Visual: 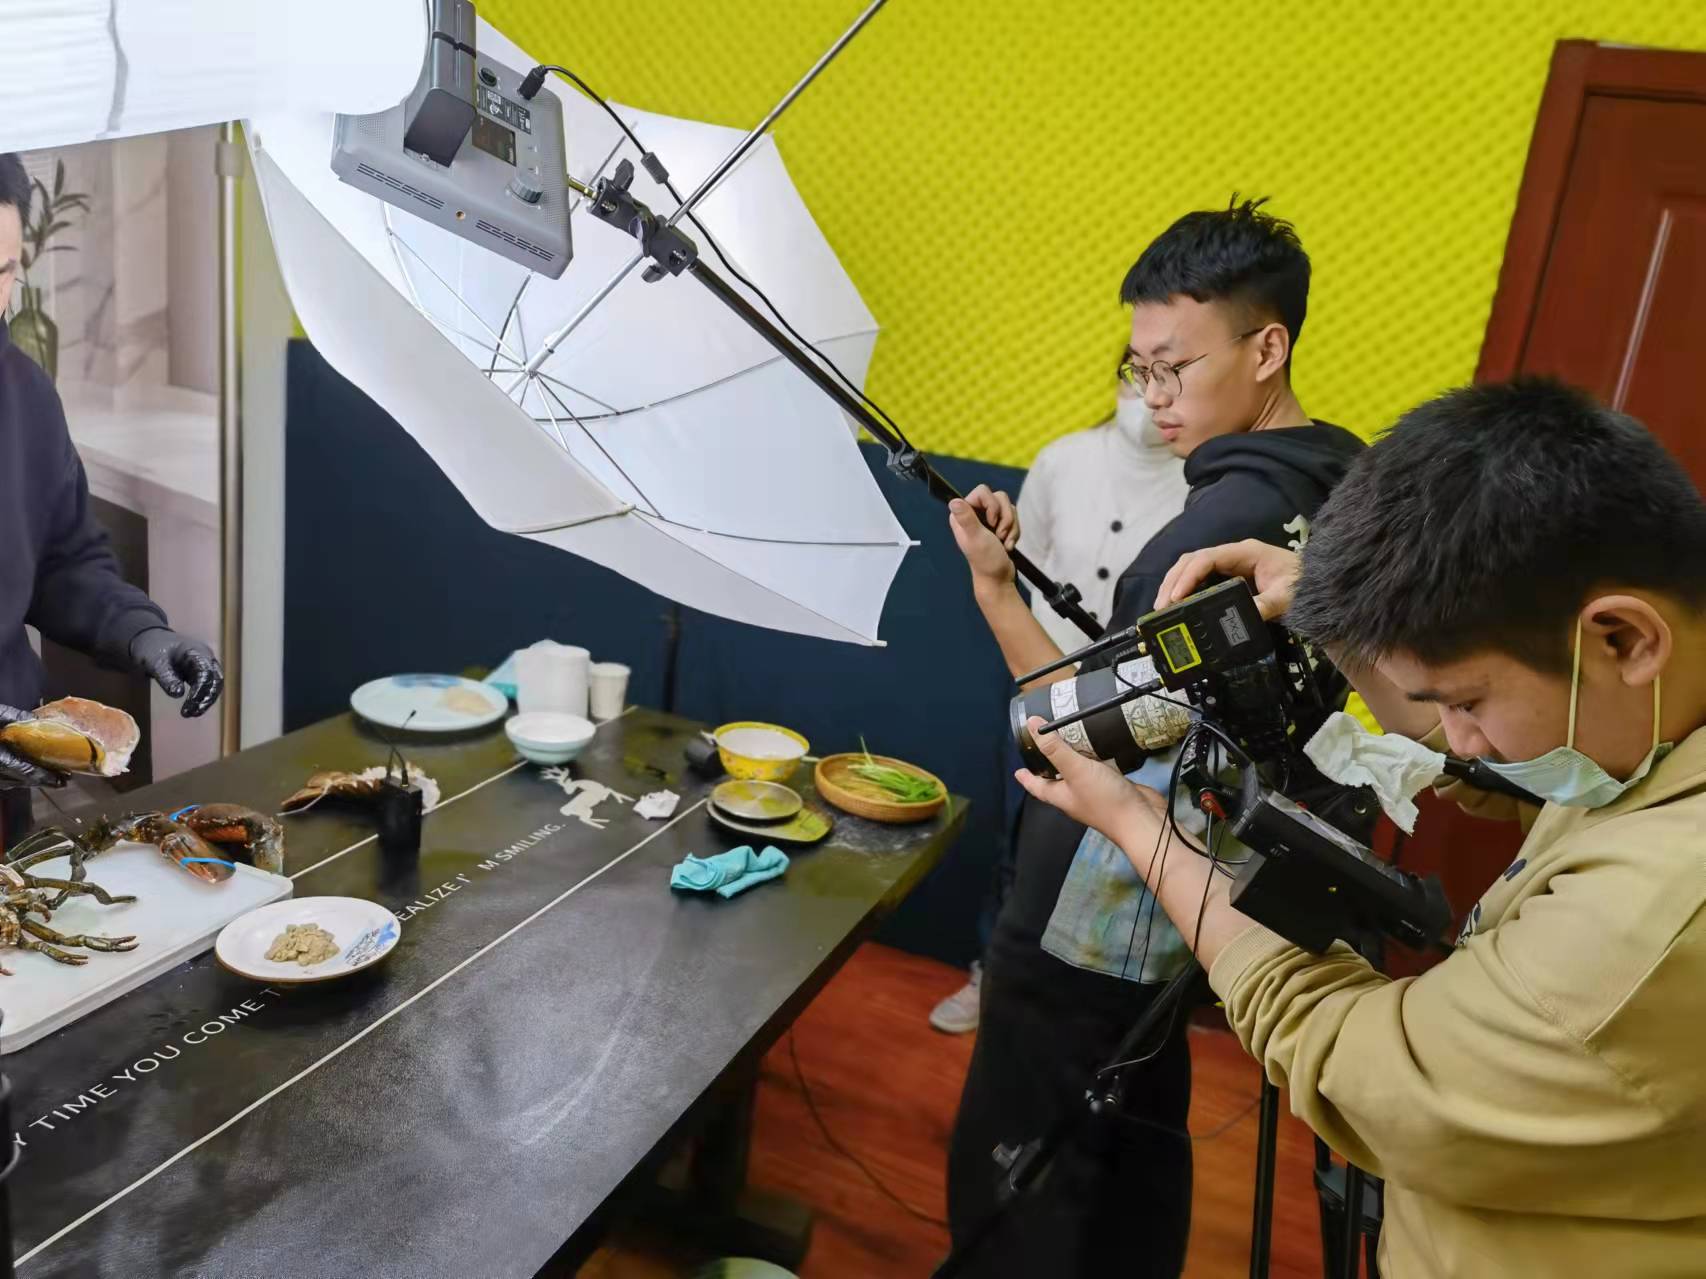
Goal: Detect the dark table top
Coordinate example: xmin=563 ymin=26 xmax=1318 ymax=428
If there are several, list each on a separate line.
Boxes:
xmin=5 ymin=708 xmax=963 ymax=1278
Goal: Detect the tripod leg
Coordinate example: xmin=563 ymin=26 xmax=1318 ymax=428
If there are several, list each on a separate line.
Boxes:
xmin=1249 ymin=1079 xmax=1280 ymax=1279
xmin=934 ymin=966 xmax=1199 ymax=1279
xmin=1340 ymin=1164 xmax=1366 ymax=1279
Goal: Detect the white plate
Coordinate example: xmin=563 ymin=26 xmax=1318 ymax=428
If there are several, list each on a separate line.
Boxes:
xmin=216 ymin=896 xmax=400 ymax=984
xmin=350 ymin=674 xmax=509 ymax=732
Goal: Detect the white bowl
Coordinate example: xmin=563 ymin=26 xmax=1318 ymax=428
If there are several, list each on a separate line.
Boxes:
xmin=505 ymin=711 xmax=596 ymax=764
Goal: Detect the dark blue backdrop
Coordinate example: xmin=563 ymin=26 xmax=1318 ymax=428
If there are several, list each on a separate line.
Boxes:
xmin=283 ymin=341 xmax=1034 ymax=966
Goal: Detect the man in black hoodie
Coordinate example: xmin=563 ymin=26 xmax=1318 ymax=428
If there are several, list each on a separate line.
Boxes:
xmin=943 ymin=198 xmax=1364 ymax=1276
xmin=0 ymin=153 xmax=223 ymax=848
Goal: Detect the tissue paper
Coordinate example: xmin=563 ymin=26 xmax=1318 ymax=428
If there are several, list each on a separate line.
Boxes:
xmin=636 ymin=790 xmax=681 ymax=821
xmin=1304 ymin=712 xmax=1446 ymax=833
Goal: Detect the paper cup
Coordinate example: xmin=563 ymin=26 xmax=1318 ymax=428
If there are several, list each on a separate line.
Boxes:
xmin=516 ymin=642 xmax=590 ymax=717
xmin=588 ymin=661 xmax=631 ymax=720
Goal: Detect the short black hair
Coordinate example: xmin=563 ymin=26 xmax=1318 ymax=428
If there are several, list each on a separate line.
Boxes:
xmin=1120 ymin=196 xmax=1310 ymax=355
xmin=1290 ymin=378 xmax=1706 ymax=672
xmin=0 ymin=154 xmax=29 ymax=223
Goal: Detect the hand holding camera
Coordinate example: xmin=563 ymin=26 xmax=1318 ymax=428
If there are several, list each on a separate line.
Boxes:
xmin=1156 ymin=539 xmax=1301 ymax=618
xmin=1013 ymin=713 xmax=1168 ymax=851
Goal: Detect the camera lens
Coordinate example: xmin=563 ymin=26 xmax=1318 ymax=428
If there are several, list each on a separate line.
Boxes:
xmin=1010 ymin=655 xmax=1191 ymax=777
xmin=479 ymin=67 xmax=498 ymax=87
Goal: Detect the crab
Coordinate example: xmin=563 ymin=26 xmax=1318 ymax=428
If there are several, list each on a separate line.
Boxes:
xmin=0 ymin=864 xmax=136 ymax=973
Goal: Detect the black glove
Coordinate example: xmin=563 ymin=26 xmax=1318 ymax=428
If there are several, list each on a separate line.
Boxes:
xmin=129 ymin=629 xmax=224 ymax=719
xmin=0 ymin=704 xmax=67 ymax=790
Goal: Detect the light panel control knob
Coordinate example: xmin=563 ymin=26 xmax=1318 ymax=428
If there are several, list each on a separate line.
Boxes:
xmin=508 ymin=172 xmax=544 ymax=205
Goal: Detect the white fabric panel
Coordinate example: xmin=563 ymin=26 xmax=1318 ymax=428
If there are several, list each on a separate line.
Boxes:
xmin=0 ymin=0 xmax=426 ymax=151
xmin=474 ymin=23 xmax=877 ymax=408
xmin=250 ymin=147 xmax=627 ymax=534
xmin=559 ymin=336 xmax=896 ymax=543
xmin=536 ymin=516 xmax=906 ymax=648
xmin=246 ymin=16 xmax=909 ymax=645
xmin=2 ymin=1 xmax=114 ymax=152
xmin=249 ymin=107 xmax=537 ymax=378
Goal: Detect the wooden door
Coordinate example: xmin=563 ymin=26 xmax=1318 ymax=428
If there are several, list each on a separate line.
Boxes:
xmin=1403 ymin=41 xmax=1706 ymax=931
xmin=1480 ymin=40 xmax=1706 ymax=459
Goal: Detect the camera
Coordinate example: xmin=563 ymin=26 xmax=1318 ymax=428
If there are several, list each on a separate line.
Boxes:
xmin=1011 ymin=578 xmax=1336 ymax=778
xmin=1009 ymin=579 xmax=1453 ymax=955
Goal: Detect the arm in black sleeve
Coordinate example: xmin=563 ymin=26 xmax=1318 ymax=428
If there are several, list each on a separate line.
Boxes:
xmin=26 ymin=420 xmax=168 ymax=670
xmin=1104 ymin=472 xmax=1302 ymax=633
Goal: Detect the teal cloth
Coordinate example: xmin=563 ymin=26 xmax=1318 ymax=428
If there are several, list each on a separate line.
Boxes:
xmin=671 ymin=845 xmax=789 ymax=899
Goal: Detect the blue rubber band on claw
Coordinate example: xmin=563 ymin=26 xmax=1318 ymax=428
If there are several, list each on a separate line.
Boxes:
xmin=168 ymin=805 xmax=199 ymax=821
xmin=179 ymin=857 xmax=237 ymax=869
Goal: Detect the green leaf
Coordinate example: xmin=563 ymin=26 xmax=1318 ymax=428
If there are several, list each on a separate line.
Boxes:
xmin=53 ymin=161 xmax=64 ymax=198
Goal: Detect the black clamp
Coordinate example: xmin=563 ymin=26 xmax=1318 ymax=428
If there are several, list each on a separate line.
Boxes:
xmin=885 ymin=446 xmax=930 ymax=484
xmin=583 ymin=159 xmax=700 ymax=283
xmin=1046 ymin=581 xmax=1084 ymax=612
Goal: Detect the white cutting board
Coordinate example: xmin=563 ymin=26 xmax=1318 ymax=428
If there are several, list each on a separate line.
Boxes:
xmin=0 ymin=842 xmax=293 ymax=1054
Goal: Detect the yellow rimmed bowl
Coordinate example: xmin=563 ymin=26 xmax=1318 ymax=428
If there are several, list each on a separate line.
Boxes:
xmin=712 ymin=721 xmax=810 ymax=782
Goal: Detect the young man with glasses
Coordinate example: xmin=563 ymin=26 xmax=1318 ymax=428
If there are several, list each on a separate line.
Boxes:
xmin=943 ymin=198 xmax=1364 ymax=1276
xmin=1022 ymin=380 xmax=1706 ymax=1277
xmin=929 ymin=358 xmax=1189 ymax=1036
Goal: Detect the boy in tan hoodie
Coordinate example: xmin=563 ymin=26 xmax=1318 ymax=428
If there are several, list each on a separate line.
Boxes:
xmin=1016 ymin=379 xmax=1706 ymax=1277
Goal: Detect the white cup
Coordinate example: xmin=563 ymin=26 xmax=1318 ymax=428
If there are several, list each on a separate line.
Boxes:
xmin=588 ymin=661 xmax=631 ymax=721
xmin=515 ymin=642 xmax=590 ymax=717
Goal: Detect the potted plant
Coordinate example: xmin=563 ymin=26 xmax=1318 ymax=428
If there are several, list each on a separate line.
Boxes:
xmin=8 ymin=158 xmax=90 ymax=381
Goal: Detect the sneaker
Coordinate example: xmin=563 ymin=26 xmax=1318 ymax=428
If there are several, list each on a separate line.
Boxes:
xmin=929 ymin=961 xmax=982 ymax=1034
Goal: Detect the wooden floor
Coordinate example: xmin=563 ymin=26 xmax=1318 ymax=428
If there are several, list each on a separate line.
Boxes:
xmin=584 ymin=943 xmax=1327 ymax=1279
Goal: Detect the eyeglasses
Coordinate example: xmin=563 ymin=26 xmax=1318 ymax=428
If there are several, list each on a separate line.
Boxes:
xmin=1118 ymin=327 xmax=1264 ymax=399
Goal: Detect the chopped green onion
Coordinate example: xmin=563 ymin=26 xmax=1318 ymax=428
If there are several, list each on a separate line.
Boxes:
xmin=848 ymin=738 xmax=941 ymax=802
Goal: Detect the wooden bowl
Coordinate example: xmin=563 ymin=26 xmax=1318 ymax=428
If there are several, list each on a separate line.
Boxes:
xmin=814 ymin=753 xmax=948 ymax=824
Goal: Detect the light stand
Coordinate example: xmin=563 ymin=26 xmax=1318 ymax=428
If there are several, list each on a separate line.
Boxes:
xmin=932 ymin=963 xmax=1200 ymax=1278
xmin=566 ymin=161 xmax=1106 ymax=645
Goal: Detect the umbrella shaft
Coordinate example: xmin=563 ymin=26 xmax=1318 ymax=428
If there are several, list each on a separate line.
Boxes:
xmin=516 ymin=0 xmax=891 ymax=390
xmin=687 ymin=260 xmax=1104 ymax=642
xmin=665 ymin=0 xmax=893 ymax=233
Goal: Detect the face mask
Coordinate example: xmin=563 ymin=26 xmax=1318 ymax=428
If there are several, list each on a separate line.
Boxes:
xmin=1479 ymin=619 xmax=1671 ymax=808
xmin=1113 ymin=395 xmax=1165 ymax=448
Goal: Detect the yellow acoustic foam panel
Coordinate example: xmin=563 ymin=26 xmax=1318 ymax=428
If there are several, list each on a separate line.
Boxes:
xmin=484 ymin=0 xmax=1706 ymax=464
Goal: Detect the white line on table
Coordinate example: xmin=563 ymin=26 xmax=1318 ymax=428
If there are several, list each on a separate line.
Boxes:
xmin=287 ymin=707 xmax=635 ymax=881
xmin=286 ymin=762 xmax=523 ymax=881
xmin=17 ymin=794 xmax=711 ymax=1269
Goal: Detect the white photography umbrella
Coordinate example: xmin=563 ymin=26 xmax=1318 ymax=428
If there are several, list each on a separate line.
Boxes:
xmin=248 ymin=20 xmax=913 ymax=646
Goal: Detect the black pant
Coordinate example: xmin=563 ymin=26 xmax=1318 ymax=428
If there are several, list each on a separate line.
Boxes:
xmin=0 ymin=788 xmax=29 ymax=852
xmin=947 ymin=797 xmax=1193 ymax=1278
xmin=974 ymin=736 xmax=1028 ymax=952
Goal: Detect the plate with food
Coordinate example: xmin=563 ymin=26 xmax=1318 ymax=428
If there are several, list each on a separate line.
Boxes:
xmin=814 ymin=748 xmax=948 ymax=824
xmin=350 ymin=674 xmax=508 ymax=732
xmin=215 ymin=896 xmax=401 ymax=984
